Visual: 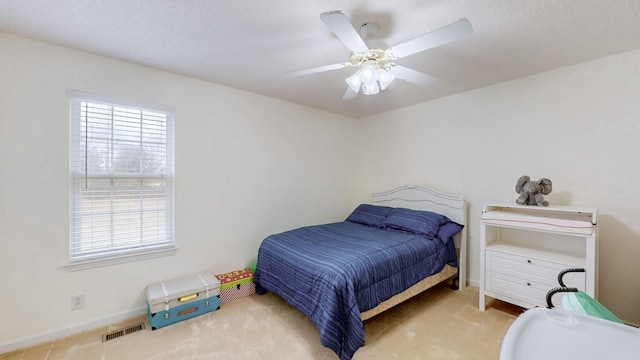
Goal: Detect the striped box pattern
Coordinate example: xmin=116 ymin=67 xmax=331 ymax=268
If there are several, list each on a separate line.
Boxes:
xmin=214 ymin=268 xmax=256 ymax=305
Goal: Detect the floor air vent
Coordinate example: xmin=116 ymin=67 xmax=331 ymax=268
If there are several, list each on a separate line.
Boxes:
xmin=102 ymin=322 xmax=146 ymax=342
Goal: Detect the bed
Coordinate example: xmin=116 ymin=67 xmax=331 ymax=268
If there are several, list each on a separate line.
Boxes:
xmin=254 ymin=185 xmax=467 ymax=360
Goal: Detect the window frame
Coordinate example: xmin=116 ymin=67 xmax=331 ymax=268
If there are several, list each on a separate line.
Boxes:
xmin=65 ymin=90 xmax=176 ymax=271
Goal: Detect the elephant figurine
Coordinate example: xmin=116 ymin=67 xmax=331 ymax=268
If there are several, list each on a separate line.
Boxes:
xmin=515 ymin=175 xmax=552 ymax=206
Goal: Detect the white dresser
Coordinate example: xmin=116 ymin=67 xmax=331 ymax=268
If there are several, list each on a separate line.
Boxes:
xmin=479 ymin=204 xmax=598 ymax=310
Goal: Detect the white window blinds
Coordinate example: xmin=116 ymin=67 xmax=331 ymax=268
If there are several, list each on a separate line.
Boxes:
xmin=69 ymin=91 xmax=175 ymax=263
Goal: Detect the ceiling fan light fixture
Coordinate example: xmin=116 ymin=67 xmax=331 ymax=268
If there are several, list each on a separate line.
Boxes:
xmin=378 ymin=70 xmax=395 ymax=90
xmin=362 ymin=82 xmax=380 ymax=95
xmin=360 ymin=61 xmax=379 ymax=84
xmin=345 ymin=63 xmax=394 ymax=96
xmin=345 ymin=71 xmax=362 ymax=93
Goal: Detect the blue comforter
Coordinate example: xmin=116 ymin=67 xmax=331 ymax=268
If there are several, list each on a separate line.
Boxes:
xmin=254 ymin=221 xmax=457 ymax=359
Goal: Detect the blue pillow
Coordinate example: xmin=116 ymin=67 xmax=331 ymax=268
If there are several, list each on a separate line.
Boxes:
xmin=436 ymin=221 xmax=464 ymax=245
xmin=345 ymin=204 xmax=392 ymax=228
xmin=383 ymin=207 xmax=449 ymax=239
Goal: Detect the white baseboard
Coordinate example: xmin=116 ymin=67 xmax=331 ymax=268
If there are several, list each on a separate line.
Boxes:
xmin=0 ymin=306 xmax=147 ymax=355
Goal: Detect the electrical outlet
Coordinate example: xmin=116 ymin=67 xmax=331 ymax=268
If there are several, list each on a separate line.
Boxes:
xmin=71 ymin=294 xmax=85 ymax=310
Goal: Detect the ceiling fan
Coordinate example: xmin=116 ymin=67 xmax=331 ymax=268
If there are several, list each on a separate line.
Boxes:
xmin=287 ymin=10 xmax=473 ymax=99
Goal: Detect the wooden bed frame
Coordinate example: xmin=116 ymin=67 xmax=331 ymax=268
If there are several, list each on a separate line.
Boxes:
xmin=360 ymin=185 xmax=467 ymax=321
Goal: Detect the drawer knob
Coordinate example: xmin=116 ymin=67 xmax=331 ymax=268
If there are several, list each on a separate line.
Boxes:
xmin=526 ymin=282 xmax=531 ymax=286
xmin=527 ymin=259 xmax=532 ymax=264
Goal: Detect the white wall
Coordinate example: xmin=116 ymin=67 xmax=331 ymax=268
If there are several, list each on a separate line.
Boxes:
xmin=355 ymin=48 xmax=640 ymax=325
xmin=2 ymin=29 xmax=640 ymax=352
xmin=0 ymin=32 xmax=357 ymax=349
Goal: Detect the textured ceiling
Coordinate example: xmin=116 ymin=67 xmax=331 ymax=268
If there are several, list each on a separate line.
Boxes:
xmin=1 ymin=1 xmax=640 ymax=118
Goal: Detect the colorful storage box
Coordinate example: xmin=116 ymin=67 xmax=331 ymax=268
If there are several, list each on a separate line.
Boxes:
xmin=214 ymin=268 xmax=256 ymax=305
xmin=147 ymin=273 xmax=220 ymax=330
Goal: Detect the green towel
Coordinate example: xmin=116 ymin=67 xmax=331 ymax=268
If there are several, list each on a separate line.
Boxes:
xmin=562 ymin=290 xmax=623 ymax=324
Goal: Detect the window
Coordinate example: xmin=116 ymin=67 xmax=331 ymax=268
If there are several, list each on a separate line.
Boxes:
xmin=68 ymin=91 xmax=175 ymax=267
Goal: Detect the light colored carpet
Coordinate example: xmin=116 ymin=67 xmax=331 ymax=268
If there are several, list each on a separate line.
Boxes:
xmin=1 ymin=284 xmax=523 ymax=360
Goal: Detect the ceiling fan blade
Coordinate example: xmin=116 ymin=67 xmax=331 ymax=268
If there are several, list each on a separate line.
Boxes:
xmin=286 ymin=63 xmax=349 ymax=77
xmin=388 ymin=65 xmax=438 ymax=87
xmin=320 ymin=10 xmax=369 ymax=53
xmin=387 ymin=18 xmax=472 ymax=59
xmin=342 ymin=87 xmax=358 ymax=100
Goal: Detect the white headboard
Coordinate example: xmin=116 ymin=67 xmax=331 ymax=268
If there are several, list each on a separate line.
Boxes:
xmin=371 ymin=185 xmax=468 ymax=290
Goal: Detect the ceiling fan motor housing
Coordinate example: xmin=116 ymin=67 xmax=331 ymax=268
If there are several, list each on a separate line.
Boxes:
xmin=359 ymin=22 xmax=379 ymax=40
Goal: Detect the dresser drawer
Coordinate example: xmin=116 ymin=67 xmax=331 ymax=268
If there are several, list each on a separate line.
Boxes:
xmin=486 ymin=249 xmax=585 ymax=290
xmin=485 ymin=270 xmax=550 ymax=307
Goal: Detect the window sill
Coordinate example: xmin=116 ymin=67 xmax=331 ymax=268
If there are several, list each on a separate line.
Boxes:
xmin=62 ymin=247 xmax=179 ymax=272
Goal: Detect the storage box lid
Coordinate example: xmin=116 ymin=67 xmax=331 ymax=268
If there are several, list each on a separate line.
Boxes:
xmin=147 ymin=273 xmax=220 ymax=305
xmin=215 ymin=268 xmax=254 ymax=289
